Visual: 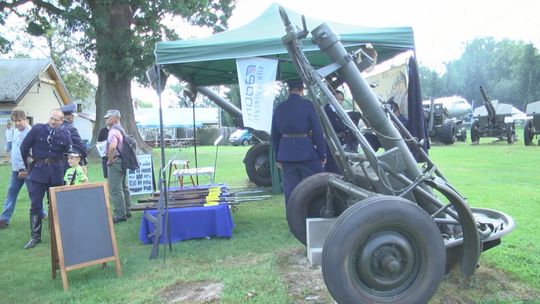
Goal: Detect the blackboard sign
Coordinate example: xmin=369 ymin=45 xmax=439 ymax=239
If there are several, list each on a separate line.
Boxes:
xmin=49 ymin=182 xmax=122 ymax=291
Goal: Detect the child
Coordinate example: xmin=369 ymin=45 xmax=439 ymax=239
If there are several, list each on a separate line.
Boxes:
xmin=64 ymin=150 xmax=89 ymax=185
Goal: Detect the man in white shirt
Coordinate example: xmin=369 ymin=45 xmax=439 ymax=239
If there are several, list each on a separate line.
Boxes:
xmin=0 ymin=111 xmax=32 ymax=228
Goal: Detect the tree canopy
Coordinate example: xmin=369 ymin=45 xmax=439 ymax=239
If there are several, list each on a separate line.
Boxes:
xmin=1 ymin=0 xmax=235 ymax=150
xmin=419 ymin=37 xmax=540 ymax=110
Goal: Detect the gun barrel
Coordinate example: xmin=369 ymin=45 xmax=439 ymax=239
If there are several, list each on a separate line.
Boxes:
xmin=479 ymin=86 xmax=496 ymax=119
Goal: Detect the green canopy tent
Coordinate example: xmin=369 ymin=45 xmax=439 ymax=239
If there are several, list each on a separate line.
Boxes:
xmin=153 ymin=3 xmax=419 ymax=191
xmin=155 ymin=3 xmax=416 ymax=86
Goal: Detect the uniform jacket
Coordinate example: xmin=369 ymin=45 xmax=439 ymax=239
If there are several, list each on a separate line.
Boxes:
xmin=324 ymin=103 xmax=348 ymax=134
xmin=271 ymin=93 xmax=326 ymax=162
xmin=62 ymin=120 xmax=88 ymax=164
xmin=20 ymin=123 xmax=72 ymax=184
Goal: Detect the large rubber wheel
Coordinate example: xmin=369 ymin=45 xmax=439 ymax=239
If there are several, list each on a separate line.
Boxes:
xmin=241 ymin=139 xmax=250 ymax=146
xmin=243 ymin=143 xmax=271 ymax=186
xmin=470 ymin=120 xmax=480 ymax=144
xmin=322 ymin=196 xmax=445 ymax=304
xmin=439 ymin=121 xmax=456 ymax=145
xmin=524 ymin=120 xmax=533 ymax=146
xmin=286 ymin=172 xmax=347 ymax=245
xmin=506 ymin=123 xmax=516 ymax=144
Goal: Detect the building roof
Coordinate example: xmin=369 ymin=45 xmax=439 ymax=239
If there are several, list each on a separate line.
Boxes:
xmin=0 ymin=58 xmax=71 ymax=104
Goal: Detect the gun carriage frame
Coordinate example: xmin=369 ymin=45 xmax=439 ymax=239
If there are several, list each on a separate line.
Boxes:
xmin=279 ymin=7 xmax=514 ymax=303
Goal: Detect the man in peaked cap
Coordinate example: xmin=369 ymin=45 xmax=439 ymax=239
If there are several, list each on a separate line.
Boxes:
xmin=20 ymin=109 xmax=72 ymax=249
xmin=61 ymin=103 xmax=78 ymax=120
xmin=271 ymin=79 xmax=326 ymax=204
xmin=61 ymin=103 xmax=88 ymax=172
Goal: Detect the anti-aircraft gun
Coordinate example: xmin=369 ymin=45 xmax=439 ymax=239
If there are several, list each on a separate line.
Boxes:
xmin=424 ymin=98 xmax=467 ymax=144
xmin=279 ymin=7 xmax=514 ymax=303
xmin=523 ymin=100 xmax=540 ymax=146
xmin=471 ymin=86 xmax=516 ymax=144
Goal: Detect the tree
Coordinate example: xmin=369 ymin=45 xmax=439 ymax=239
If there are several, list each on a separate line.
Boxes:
xmin=1 ymin=0 xmax=235 ymax=151
xmin=419 ymin=37 xmax=540 ymax=109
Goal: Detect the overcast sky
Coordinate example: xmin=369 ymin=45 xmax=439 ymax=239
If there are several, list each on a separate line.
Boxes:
xmin=228 ymin=0 xmax=540 ymax=70
xmin=4 ymin=1 xmax=537 ymax=102
xmin=138 ymin=0 xmax=540 ymax=103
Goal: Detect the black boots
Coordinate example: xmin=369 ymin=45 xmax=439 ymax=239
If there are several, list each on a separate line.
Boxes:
xmin=24 ymin=213 xmax=42 ymax=249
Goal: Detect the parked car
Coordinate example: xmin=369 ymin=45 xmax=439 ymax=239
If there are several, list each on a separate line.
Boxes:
xmin=229 ymin=129 xmax=252 ymax=146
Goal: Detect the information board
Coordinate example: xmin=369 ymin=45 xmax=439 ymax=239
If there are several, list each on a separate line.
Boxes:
xmin=127 ymin=154 xmax=154 ymax=195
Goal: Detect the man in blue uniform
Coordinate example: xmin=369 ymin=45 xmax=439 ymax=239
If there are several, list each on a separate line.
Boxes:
xmin=388 ymin=98 xmax=409 ymax=127
xmin=271 ymin=79 xmax=326 ymax=204
xmin=61 ymin=103 xmax=88 ymax=171
xmin=20 ymin=109 xmax=72 ymax=249
xmin=324 ymin=90 xmax=359 ymax=173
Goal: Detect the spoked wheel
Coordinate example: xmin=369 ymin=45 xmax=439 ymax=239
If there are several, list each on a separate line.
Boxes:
xmin=524 ymin=120 xmax=533 ymax=146
xmin=286 ymin=172 xmax=347 ymax=245
xmin=470 ymin=120 xmax=480 ymax=144
xmin=322 ymin=196 xmax=445 ymax=304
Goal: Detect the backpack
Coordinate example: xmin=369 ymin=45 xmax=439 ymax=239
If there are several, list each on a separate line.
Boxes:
xmin=113 ymin=126 xmax=140 ymax=170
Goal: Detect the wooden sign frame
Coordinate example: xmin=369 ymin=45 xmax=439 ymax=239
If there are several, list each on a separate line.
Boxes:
xmin=49 ymin=182 xmax=122 ymax=291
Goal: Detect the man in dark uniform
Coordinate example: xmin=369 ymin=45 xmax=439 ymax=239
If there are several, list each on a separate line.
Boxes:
xmin=388 ymin=98 xmax=409 ymax=127
xmin=61 ymin=103 xmax=88 ymax=171
xmin=271 ymin=79 xmax=326 ymax=204
xmin=20 ymin=109 xmax=72 ymax=249
xmin=324 ymin=90 xmax=359 ymax=173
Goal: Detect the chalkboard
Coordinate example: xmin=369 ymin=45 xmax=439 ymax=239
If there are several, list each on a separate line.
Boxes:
xmin=50 ymin=182 xmax=121 ymax=290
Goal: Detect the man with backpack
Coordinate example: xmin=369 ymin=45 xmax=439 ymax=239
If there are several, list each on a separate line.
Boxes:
xmin=104 ymin=109 xmax=133 ymax=223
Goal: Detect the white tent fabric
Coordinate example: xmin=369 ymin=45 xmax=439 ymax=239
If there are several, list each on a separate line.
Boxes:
xmin=135 ymin=108 xmax=219 ymax=128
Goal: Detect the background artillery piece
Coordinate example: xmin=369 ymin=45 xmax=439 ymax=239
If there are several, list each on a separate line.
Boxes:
xmin=523 ymin=100 xmax=540 ymax=145
xmin=471 ymin=86 xmax=516 ymax=144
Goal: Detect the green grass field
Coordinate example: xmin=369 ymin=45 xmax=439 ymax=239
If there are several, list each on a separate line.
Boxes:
xmin=0 ymin=141 xmax=538 ymax=303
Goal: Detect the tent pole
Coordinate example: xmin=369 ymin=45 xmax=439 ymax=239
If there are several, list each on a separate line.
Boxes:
xmin=148 ymin=64 xmax=172 ymax=260
xmin=192 ymin=97 xmax=199 ymax=185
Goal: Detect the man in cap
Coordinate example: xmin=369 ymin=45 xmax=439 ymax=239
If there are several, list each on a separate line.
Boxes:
xmin=104 ymin=109 xmax=132 ymax=223
xmin=20 ymin=109 xmax=72 ymax=249
xmin=61 ymin=103 xmax=88 ymax=172
xmin=271 ymin=79 xmax=326 ymax=204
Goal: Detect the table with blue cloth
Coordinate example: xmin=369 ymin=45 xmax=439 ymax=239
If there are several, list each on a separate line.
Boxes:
xmin=139 ymin=204 xmax=234 ymax=244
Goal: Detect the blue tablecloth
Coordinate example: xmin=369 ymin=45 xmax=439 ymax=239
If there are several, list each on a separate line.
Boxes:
xmin=139 ymin=204 xmax=234 ymax=244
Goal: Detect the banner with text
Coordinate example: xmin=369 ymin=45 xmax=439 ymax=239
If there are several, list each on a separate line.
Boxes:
xmin=236 ymin=57 xmax=278 ymax=133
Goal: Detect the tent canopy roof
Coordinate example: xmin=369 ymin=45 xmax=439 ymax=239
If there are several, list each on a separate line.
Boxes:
xmin=155 ymin=3 xmax=416 ymax=86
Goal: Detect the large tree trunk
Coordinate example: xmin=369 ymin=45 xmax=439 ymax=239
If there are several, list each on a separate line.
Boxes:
xmin=90 ymin=0 xmax=151 ymax=153
xmin=94 ymin=73 xmax=150 ymax=152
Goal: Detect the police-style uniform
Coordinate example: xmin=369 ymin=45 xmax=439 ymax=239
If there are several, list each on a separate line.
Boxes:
xmin=61 ymin=103 xmax=88 ymax=171
xmin=324 ymin=103 xmax=349 ymax=174
xmin=271 ymin=83 xmax=326 ymax=204
xmin=20 ymin=123 xmax=72 ymax=249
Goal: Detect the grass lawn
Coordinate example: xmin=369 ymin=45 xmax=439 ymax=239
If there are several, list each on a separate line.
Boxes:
xmin=0 ymin=141 xmax=539 ymax=303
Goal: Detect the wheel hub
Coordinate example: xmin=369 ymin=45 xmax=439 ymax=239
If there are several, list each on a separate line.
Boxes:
xmin=254 ymin=156 xmax=269 ymax=174
xmin=356 ymin=230 xmax=417 ymax=291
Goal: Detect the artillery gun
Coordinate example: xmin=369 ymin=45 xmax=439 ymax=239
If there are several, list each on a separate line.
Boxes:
xmin=424 ymin=98 xmax=467 ymax=145
xmin=279 ymin=7 xmax=514 ymax=303
xmin=523 ymin=101 xmax=540 ymax=146
xmin=471 ymin=86 xmax=516 ymax=144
